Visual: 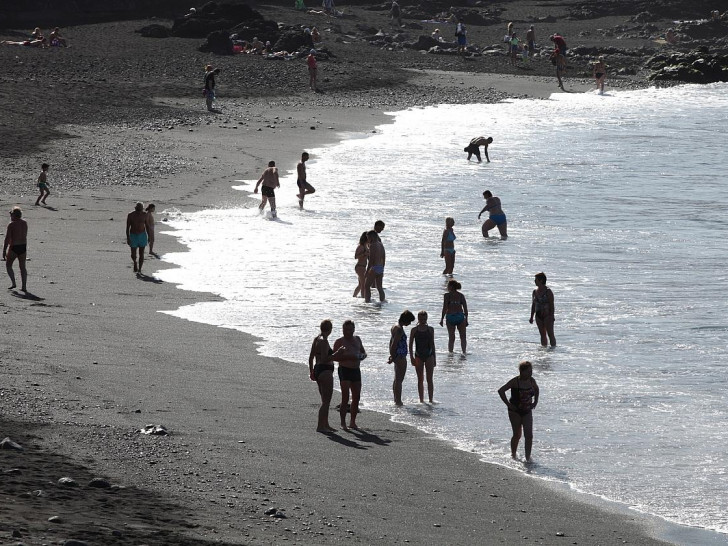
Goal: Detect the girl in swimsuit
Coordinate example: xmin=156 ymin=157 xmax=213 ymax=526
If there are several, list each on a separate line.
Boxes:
xmin=352 ymin=231 xmax=368 ymax=298
xmin=408 ymin=310 xmax=436 ymax=403
xmin=529 ymin=272 xmax=556 ymax=347
xmin=440 ymin=279 xmax=468 ymax=353
xmin=389 ymin=310 xmax=415 ymax=406
xmin=440 ymin=217 xmax=456 ymax=276
xmin=308 ymin=319 xmax=343 ymax=432
xmin=498 ymin=361 xmax=539 ymax=462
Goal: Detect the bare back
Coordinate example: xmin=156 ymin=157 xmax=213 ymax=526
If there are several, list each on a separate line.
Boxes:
xmin=5 ymin=219 xmax=28 ymax=246
xmin=260 ymin=167 xmax=279 ymax=188
xmin=127 ymin=210 xmax=149 ymax=235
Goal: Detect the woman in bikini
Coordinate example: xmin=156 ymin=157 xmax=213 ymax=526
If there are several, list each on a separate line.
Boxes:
xmin=409 ymin=310 xmax=436 ymax=403
xmin=389 ymin=310 xmax=415 ymax=406
xmin=308 ymin=319 xmax=343 ymax=432
xmin=592 ymin=56 xmax=607 ymax=95
xmin=441 ymin=217 xmax=456 ymax=276
xmin=529 ymin=272 xmax=556 ymax=347
xmin=352 ymin=231 xmax=368 ymax=297
xmin=440 ymin=279 xmax=468 ymax=353
xmin=498 ymin=361 xmax=539 ymax=462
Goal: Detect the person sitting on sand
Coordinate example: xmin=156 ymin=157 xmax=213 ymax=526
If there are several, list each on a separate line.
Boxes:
xmin=250 ymin=37 xmax=265 ymax=53
xmin=309 ymin=319 xmax=344 ymax=432
xmin=498 ymin=361 xmax=539 ymax=462
xmin=49 ymin=27 xmax=68 ymax=47
xmin=409 ymin=310 xmax=436 ymax=403
xmin=431 ymin=28 xmax=444 ymax=42
xmin=389 ymin=310 xmax=415 ymax=406
xmin=593 ymin=56 xmax=607 ymax=95
xmin=464 ymin=136 xmax=492 ymax=162
xmin=254 ymin=161 xmax=280 ymax=217
xmin=34 ymin=163 xmax=50 ymax=206
xmin=332 ymin=320 xmax=367 ymax=430
xmin=126 ymin=202 xmax=153 ymax=274
xmin=440 ymin=279 xmax=468 ymax=353
xmin=3 ymin=206 xmax=29 ymax=292
xmin=478 ymin=190 xmax=507 ymax=239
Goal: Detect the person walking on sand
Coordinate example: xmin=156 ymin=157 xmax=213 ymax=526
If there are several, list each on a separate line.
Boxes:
xmin=478 ymin=190 xmax=507 ymax=239
xmin=34 ymin=163 xmax=50 ymax=206
xmin=389 ymin=310 xmax=415 ymax=406
xmin=409 ymin=310 xmax=436 ymax=403
xmin=204 ymin=65 xmax=221 ymax=111
xmin=332 ymin=320 xmax=367 ymax=430
xmin=440 ymin=279 xmax=468 ymax=353
xmin=3 ymin=207 xmax=29 ymax=292
xmin=441 ymin=217 xmax=456 ymax=276
xmin=498 ymin=361 xmax=539 ymax=462
xmin=296 ymin=152 xmax=316 ymax=209
xmin=307 ymin=49 xmax=317 ymax=91
xmin=549 ymin=34 xmax=567 ymax=89
xmin=309 ymin=319 xmax=344 ymax=432
xmin=254 ymin=161 xmax=280 ymax=217
xmin=464 ymin=136 xmax=492 ymax=162
xmin=364 ymin=230 xmax=385 ymax=303
xmin=593 ymin=56 xmax=607 ymax=95
xmin=526 ymin=25 xmax=535 ymax=57
xmin=126 ymin=202 xmax=153 ymax=274
xmin=352 ymin=231 xmax=368 ymax=298
xmin=145 ymin=203 xmax=157 ymax=257
xmin=530 ymin=272 xmax=556 ymax=347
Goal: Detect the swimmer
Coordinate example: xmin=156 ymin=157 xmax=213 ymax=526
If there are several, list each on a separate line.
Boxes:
xmin=498 ymin=361 xmax=539 ymax=462
xmin=464 ymin=136 xmax=492 ymax=163
xmin=478 ymin=190 xmax=507 ymax=240
xmin=254 ymin=161 xmax=280 ymax=217
xmin=296 ymin=152 xmax=315 ymax=209
xmin=364 ymin=230 xmax=385 ymax=303
xmin=440 ymin=279 xmax=468 ymax=353
xmin=593 ymin=56 xmax=607 ymax=95
xmin=409 ymin=310 xmax=436 ymax=403
xmin=332 ymin=320 xmax=367 ymax=430
xmin=352 ymin=231 xmax=368 ymax=298
xmin=529 ymin=272 xmax=556 ymax=347
xmin=389 ymin=310 xmax=415 ymax=406
xmin=309 ymin=319 xmax=344 ymax=432
xmin=441 ymin=217 xmax=456 ymax=276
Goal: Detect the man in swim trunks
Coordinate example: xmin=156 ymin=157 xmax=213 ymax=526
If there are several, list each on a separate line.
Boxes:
xmin=464 ymin=136 xmax=492 ymax=163
xmin=126 ymin=202 xmax=153 ymax=274
xmin=332 ymin=320 xmax=367 ymax=430
xmin=296 ymin=152 xmax=315 ymax=209
xmin=3 ymin=206 xmax=29 ymax=292
xmin=35 ymin=163 xmax=50 ymax=206
xmin=478 ymin=190 xmax=508 ymax=240
xmin=254 ymin=161 xmax=280 ymax=217
xmin=364 ymin=230 xmax=386 ymax=303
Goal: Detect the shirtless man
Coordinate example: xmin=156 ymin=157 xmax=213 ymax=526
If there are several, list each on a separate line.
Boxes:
xmin=478 ymin=190 xmax=508 ymax=239
xmin=254 ymin=161 xmax=280 ymax=217
xmin=374 ymin=219 xmax=385 ymax=237
xmin=464 ymin=136 xmax=493 ymax=162
xmin=296 ymin=152 xmax=315 ymax=209
xmin=126 ymin=202 xmax=153 ymax=273
xmin=3 ymin=207 xmax=29 ymax=291
xmin=332 ymin=320 xmax=367 ymax=430
xmin=364 ymin=230 xmax=386 ymax=303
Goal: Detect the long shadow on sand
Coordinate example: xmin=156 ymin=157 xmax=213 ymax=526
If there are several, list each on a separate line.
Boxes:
xmin=348 ymin=429 xmax=391 ymax=446
xmin=325 ymin=433 xmax=367 ymax=450
xmin=11 ymin=290 xmax=43 ymax=301
xmin=136 ymin=273 xmax=164 ymax=284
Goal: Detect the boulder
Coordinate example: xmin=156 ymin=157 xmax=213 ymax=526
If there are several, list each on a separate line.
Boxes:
xmin=273 ymin=29 xmax=314 ymax=53
xmin=137 ymin=24 xmax=171 ymax=38
xmin=201 ymin=29 xmax=234 ymax=54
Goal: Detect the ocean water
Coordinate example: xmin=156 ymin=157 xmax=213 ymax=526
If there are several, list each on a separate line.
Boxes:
xmin=156 ymin=83 xmax=728 ymax=536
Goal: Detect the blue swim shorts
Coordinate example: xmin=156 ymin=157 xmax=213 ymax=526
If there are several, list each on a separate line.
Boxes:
xmin=371 ymin=265 xmax=384 ymax=275
xmin=446 ymin=312 xmax=465 ymax=326
xmin=129 ymin=232 xmax=148 ymax=248
xmin=489 ymin=214 xmax=507 ymax=226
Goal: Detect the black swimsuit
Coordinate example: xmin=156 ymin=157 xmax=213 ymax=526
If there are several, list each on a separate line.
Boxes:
xmin=509 ymin=379 xmax=535 ymax=416
xmin=313 ymin=347 xmax=335 ymax=380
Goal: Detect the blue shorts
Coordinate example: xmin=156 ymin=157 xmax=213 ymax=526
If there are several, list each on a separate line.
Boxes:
xmin=457 ymin=35 xmax=466 ymax=46
xmin=129 ymin=232 xmax=148 ymax=248
xmin=371 ymin=265 xmax=384 ymax=275
xmin=446 ymin=312 xmax=465 ymax=326
xmin=489 ymin=214 xmax=507 ymax=226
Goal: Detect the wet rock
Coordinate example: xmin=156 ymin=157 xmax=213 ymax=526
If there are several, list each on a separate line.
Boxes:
xmin=139 ymin=424 xmax=169 ymax=435
xmin=0 ymin=437 xmax=23 ymax=450
xmin=49 ymin=515 xmax=63 ymax=523
xmin=58 ymin=477 xmax=79 ymax=487
xmin=12 ymin=529 xmax=22 ymax=538
xmin=88 ymin=478 xmax=111 ymax=488
xmin=264 ymin=507 xmax=278 ymax=516
xmin=4 ymin=468 xmax=23 ymax=475
xmin=647 ymin=49 xmax=728 ymax=83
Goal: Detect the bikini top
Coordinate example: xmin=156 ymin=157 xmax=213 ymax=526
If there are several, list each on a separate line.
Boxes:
xmin=446 ymin=229 xmax=456 ymax=242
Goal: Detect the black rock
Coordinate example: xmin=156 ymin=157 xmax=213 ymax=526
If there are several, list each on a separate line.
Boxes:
xmin=137 ymin=24 xmax=171 ymax=38
xmin=88 ymin=478 xmax=112 ymax=488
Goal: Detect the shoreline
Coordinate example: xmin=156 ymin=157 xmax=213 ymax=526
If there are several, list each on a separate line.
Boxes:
xmin=1 ymin=75 xmax=722 ymax=545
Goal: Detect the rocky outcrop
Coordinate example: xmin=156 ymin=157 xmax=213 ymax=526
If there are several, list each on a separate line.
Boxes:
xmin=647 ymin=47 xmax=728 ymax=83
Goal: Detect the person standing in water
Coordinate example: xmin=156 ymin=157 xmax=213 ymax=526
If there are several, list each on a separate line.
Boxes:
xmin=478 ymin=190 xmax=507 ymax=239
xmin=352 ymin=231 xmax=368 ymax=298
xmin=389 ymin=310 xmax=415 ymax=406
xmin=440 ymin=279 xmax=468 ymax=353
xmin=332 ymin=320 xmax=367 ymax=430
xmin=35 ymin=163 xmax=50 ymax=206
xmin=309 ymin=319 xmax=344 ymax=432
xmin=364 ymin=230 xmax=385 ymax=303
xmin=3 ymin=207 xmax=29 ymax=292
xmin=126 ymin=202 xmax=153 ymax=274
xmin=409 ymin=310 xmax=436 ymax=403
xmin=296 ymin=152 xmax=315 ymax=209
xmin=254 ymin=161 xmax=280 ymax=217
xmin=529 ymin=272 xmax=556 ymax=347
xmin=441 ymin=217 xmax=456 ymax=276
xmin=464 ymin=136 xmax=492 ymax=162
xmin=592 ymin=56 xmax=607 ymax=95
xmin=498 ymin=361 xmax=539 ymax=462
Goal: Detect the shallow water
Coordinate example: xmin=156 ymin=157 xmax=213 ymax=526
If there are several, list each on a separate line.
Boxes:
xmin=156 ymin=83 xmax=728 ymax=535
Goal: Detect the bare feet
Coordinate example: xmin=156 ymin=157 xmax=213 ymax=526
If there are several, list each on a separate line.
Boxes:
xmin=348 ymin=423 xmax=359 ymax=430
xmin=8 ymin=284 xmax=16 ymax=290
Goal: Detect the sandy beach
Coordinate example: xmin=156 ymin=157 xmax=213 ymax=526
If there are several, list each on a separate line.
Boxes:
xmin=1 ymin=2 xmax=722 ymax=544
